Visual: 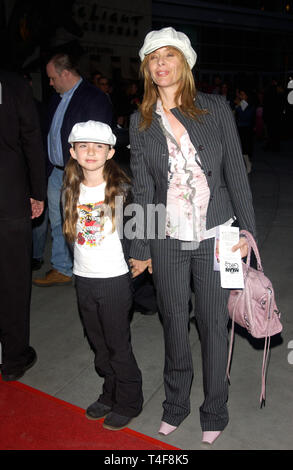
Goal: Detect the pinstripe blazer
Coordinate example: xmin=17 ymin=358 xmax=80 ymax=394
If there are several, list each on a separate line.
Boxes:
xmin=129 ymin=91 xmax=256 ymax=260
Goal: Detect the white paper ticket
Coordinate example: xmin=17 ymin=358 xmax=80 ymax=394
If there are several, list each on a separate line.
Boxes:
xmin=218 ymin=225 xmax=244 ymax=289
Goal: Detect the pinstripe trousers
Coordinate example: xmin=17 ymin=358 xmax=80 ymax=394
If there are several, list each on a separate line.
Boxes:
xmin=150 ymin=236 xmax=230 ymax=431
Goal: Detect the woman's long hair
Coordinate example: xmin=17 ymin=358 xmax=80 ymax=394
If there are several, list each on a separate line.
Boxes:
xmin=139 ymin=47 xmax=207 ymax=130
xmin=62 ymin=153 xmax=130 ymax=243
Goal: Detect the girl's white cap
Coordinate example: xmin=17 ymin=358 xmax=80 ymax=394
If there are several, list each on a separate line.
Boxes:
xmin=68 ymin=120 xmax=116 ymax=146
xmin=139 ymin=27 xmax=197 ymax=69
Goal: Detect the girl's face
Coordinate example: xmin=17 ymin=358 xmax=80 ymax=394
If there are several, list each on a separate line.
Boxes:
xmin=147 ymin=46 xmax=183 ymax=91
xmin=70 ymin=142 xmax=114 ymax=174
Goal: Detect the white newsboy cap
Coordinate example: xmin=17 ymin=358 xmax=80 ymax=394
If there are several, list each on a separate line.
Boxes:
xmin=68 ymin=120 xmax=116 ymax=147
xmin=139 ymin=27 xmax=197 ymax=69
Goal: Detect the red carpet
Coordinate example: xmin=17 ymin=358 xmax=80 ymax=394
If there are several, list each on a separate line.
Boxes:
xmin=0 ymin=377 xmax=179 ymax=450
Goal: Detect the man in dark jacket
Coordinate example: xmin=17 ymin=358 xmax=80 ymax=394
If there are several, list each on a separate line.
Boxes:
xmin=33 ymin=53 xmax=113 ymax=287
xmin=0 ymin=70 xmax=46 ymax=381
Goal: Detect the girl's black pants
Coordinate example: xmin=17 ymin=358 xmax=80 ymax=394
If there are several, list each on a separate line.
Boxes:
xmin=75 ymin=273 xmax=143 ymax=418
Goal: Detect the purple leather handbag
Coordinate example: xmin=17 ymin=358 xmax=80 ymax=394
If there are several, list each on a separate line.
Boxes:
xmin=227 ymin=230 xmax=282 ymax=406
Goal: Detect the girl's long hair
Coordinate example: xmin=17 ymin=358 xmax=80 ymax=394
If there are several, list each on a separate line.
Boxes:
xmin=62 ymin=154 xmax=130 ymax=243
xmin=139 ymin=47 xmax=207 ymax=130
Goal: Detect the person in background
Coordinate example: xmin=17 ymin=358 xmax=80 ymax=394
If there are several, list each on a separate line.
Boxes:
xmin=220 ymin=82 xmax=234 ymax=109
xmin=98 ymin=75 xmax=111 ymax=100
xmin=33 ymin=53 xmax=113 ymax=287
xmin=23 ymin=71 xmax=49 ymax=271
xmin=211 ymin=74 xmax=222 ymax=94
xmin=0 ymin=70 xmax=46 ymax=381
xmin=91 ymin=70 xmax=102 ymax=89
xmin=234 ymin=88 xmax=256 ymax=174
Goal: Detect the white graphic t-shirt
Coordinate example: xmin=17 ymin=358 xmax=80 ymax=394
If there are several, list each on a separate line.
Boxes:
xmin=73 ymin=182 xmax=129 ymax=278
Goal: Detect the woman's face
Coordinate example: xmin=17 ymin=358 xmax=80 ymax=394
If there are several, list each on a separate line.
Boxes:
xmin=147 ymin=46 xmax=183 ymax=91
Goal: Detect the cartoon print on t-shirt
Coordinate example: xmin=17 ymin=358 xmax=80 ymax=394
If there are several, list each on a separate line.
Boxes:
xmin=77 ymin=201 xmax=106 ymax=246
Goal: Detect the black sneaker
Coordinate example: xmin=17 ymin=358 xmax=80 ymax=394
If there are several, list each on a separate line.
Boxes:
xmin=103 ymin=412 xmax=132 ymax=431
xmin=85 ymin=400 xmax=112 ymax=420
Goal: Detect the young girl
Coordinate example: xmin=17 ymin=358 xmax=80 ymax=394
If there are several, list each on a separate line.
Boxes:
xmin=63 ymin=120 xmax=143 ymax=431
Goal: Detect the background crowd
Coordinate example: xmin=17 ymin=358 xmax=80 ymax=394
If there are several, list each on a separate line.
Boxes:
xmin=85 ymin=70 xmax=292 ymax=171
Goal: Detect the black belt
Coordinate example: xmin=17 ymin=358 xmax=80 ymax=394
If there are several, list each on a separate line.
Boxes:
xmin=54 ymin=165 xmax=64 ymax=170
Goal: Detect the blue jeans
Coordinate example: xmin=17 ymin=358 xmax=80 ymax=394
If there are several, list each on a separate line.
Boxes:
xmin=47 ymin=167 xmax=72 ymax=277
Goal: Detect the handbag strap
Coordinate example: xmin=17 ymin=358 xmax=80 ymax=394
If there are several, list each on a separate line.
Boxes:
xmin=260 ymin=289 xmax=276 ymax=407
xmin=240 ymin=230 xmax=263 ymax=271
xmin=227 ymin=303 xmax=271 ymax=408
xmin=227 ymin=231 xmax=273 ymax=406
xmin=260 ymin=335 xmax=271 ymax=407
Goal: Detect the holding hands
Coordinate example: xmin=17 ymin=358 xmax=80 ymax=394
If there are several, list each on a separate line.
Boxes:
xmin=129 ymin=258 xmax=153 ymax=278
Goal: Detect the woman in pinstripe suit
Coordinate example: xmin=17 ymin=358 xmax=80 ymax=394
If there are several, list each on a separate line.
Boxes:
xmin=129 ymin=27 xmax=257 ymax=445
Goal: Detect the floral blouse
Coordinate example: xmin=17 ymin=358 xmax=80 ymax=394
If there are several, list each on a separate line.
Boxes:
xmin=156 ymin=100 xmax=210 ymax=242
